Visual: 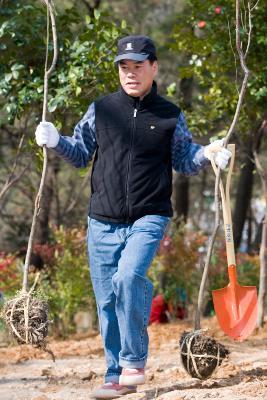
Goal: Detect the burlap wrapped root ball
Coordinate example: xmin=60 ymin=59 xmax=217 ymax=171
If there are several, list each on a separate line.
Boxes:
xmin=2 ymin=291 xmax=50 ymax=347
xmin=180 ymin=331 xmax=229 ymax=379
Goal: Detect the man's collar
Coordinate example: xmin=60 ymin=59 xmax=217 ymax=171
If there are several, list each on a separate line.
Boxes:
xmin=119 ymin=81 xmax=158 ymax=108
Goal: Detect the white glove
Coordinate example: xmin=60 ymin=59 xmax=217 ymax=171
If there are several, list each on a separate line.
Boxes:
xmin=35 ymin=121 xmax=60 ymax=148
xmin=204 ymin=139 xmax=232 ymax=170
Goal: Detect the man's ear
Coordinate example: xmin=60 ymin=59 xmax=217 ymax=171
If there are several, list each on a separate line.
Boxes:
xmin=152 ymin=61 xmax=158 ymax=77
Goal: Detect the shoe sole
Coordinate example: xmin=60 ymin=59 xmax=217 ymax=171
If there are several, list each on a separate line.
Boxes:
xmin=91 ymin=388 xmax=136 ymax=399
xmin=119 ymin=374 xmax=145 ymax=386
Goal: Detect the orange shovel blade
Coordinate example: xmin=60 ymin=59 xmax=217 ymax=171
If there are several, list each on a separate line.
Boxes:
xmin=212 ymin=281 xmax=258 ymax=342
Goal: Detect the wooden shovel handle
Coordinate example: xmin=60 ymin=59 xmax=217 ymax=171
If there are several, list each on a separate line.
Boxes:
xmin=210 ymin=144 xmax=236 ymax=267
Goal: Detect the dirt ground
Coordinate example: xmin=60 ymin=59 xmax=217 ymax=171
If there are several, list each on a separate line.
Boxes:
xmin=0 ymin=317 xmax=266 ymax=400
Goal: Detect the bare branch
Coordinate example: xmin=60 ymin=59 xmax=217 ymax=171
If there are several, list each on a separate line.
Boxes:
xmin=42 ymin=1 xmax=58 ymax=121
xmin=251 ymin=0 xmax=260 ymax=11
xmin=245 ymin=1 xmax=253 ymax=58
xmin=225 ymin=0 xmax=250 ymax=145
xmin=227 ymin=18 xmax=239 ymax=97
xmin=195 ymin=0 xmax=255 ymax=330
xmin=23 ymin=0 xmax=58 ymax=292
xmin=194 ymin=175 xmax=221 ymax=330
xmin=240 ymin=0 xmax=247 ymax=34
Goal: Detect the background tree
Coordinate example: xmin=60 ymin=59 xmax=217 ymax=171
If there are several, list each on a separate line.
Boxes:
xmin=0 ymin=0 xmax=126 ymax=249
xmin=170 ymin=0 xmax=266 ymax=248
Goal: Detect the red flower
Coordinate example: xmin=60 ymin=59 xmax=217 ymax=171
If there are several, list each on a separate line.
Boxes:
xmin=215 ymin=6 xmax=222 ymax=14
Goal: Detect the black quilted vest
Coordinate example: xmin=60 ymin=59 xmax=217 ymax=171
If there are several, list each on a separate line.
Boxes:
xmin=89 ymin=82 xmax=181 ymax=223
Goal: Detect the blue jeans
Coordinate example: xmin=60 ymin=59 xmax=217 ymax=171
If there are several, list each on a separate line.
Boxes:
xmin=87 ymin=215 xmax=170 ymax=383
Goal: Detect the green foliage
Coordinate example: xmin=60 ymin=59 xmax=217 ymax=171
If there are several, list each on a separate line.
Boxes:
xmin=237 ymin=253 xmax=260 ymax=287
xmin=0 ymin=1 xmax=127 ymax=125
xmin=166 ymin=82 xmax=177 ymax=98
xmin=171 ymin=0 xmax=266 ymax=139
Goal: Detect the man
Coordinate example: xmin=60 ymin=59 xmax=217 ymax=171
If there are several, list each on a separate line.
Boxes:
xmin=35 ymin=35 xmax=231 ymax=399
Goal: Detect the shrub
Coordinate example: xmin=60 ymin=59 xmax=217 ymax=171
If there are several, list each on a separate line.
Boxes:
xmin=0 ymin=226 xmax=97 ymax=337
xmin=148 ymin=223 xmax=207 ymax=307
xmin=39 ymin=225 xmax=96 ymax=336
xmin=148 ymin=225 xmax=260 ymax=319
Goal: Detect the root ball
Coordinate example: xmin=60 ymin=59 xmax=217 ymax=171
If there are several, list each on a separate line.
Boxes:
xmin=180 ymin=331 xmax=229 ymax=379
xmin=3 ymin=292 xmax=50 ymax=346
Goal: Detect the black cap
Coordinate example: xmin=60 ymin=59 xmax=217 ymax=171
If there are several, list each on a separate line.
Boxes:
xmin=114 ymin=35 xmax=157 ymax=63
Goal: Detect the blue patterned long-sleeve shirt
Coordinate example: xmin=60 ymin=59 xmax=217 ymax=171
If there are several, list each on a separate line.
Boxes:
xmin=54 ymin=102 xmax=209 ymax=175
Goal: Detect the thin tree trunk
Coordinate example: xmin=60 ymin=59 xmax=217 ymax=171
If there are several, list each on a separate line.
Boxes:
xmin=54 ymin=162 xmax=61 ymax=227
xmin=233 ymin=139 xmax=254 ymax=250
xmin=35 ymin=169 xmax=53 ymax=244
xmin=253 ymin=220 xmax=263 ymax=253
xmin=233 ymin=111 xmax=267 ymax=250
xmin=253 ymin=118 xmax=267 ymax=328
xmin=35 ymin=153 xmax=59 ymax=243
xmin=247 ymin=205 xmax=253 ymax=254
xmin=253 ymin=152 xmax=267 ymax=328
xmin=172 ymin=173 xmax=189 ymax=224
xmin=258 ymin=213 xmax=267 ymax=328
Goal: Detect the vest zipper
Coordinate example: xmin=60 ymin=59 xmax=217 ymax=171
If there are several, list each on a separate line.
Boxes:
xmin=125 ymin=106 xmax=138 ymax=221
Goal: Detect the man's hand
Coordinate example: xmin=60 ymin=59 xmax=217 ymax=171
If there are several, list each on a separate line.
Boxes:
xmin=204 ymin=139 xmax=232 ymax=170
xmin=35 ymin=121 xmax=60 ymax=148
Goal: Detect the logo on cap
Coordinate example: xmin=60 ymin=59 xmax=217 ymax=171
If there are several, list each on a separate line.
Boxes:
xmin=125 ymin=43 xmax=133 ymax=51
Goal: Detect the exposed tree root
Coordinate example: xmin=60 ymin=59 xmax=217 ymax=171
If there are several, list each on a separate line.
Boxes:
xmin=2 ymin=292 xmax=55 ymax=361
xmin=180 ymin=330 xmax=229 ymax=379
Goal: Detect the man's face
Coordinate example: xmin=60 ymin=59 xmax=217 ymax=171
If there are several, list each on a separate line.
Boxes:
xmin=118 ymin=59 xmax=158 ymax=98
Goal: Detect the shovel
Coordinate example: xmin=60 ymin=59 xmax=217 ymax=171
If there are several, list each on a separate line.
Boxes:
xmin=211 ymin=144 xmax=258 ymax=341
